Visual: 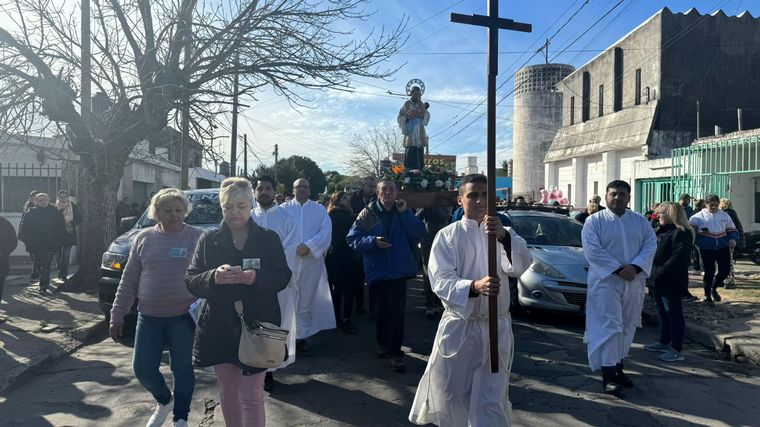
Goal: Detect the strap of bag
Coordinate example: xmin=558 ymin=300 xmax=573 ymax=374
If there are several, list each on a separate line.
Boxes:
xmin=234 ymin=300 xmax=246 ymax=326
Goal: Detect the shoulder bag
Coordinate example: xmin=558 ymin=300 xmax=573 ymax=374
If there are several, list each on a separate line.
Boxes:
xmin=234 ymin=300 xmax=289 ymax=369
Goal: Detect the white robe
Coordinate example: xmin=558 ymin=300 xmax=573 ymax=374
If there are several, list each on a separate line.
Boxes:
xmin=281 ymin=199 xmax=336 ymax=338
xmin=251 ymin=203 xmax=298 ymax=369
xmin=409 ymin=219 xmax=532 ymax=427
xmin=581 ymin=208 xmax=656 ymax=371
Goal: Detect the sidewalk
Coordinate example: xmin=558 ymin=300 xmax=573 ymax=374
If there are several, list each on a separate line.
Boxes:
xmin=0 ymin=267 xmax=106 ymax=393
xmin=642 ymin=259 xmax=760 ymax=367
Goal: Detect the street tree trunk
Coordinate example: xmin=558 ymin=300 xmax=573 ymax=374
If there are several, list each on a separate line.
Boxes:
xmin=59 ymin=158 xmax=123 ymax=293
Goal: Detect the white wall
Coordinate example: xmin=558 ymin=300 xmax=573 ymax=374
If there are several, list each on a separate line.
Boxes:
xmin=731 ymin=173 xmax=760 ymax=232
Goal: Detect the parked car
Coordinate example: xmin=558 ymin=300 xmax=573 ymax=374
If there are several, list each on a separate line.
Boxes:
xmin=98 ymin=189 xmax=222 ymax=334
xmin=500 ymin=210 xmax=588 ymax=314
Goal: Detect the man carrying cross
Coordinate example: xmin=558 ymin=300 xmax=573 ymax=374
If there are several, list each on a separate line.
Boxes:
xmin=409 ymin=174 xmax=531 ymax=426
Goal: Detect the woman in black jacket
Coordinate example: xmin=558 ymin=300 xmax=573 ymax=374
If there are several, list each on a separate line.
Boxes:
xmin=185 ymin=178 xmax=290 ymax=427
xmin=644 ymin=202 xmax=694 ymax=363
xmin=18 ymin=193 xmax=66 ymax=293
xmin=326 ymin=191 xmax=362 ymax=334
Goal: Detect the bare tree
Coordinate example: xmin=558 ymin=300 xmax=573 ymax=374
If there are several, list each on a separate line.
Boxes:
xmin=345 ymin=124 xmax=403 ymax=178
xmin=0 ymin=0 xmax=406 ymax=291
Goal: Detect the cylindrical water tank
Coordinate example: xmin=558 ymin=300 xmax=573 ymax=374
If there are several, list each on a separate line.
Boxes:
xmin=512 ymin=64 xmax=574 ymax=200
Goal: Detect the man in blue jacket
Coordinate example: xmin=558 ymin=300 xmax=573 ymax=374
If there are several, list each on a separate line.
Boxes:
xmin=347 ymin=179 xmax=426 ymax=373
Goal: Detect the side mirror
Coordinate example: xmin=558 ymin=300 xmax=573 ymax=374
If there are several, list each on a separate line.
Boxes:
xmin=119 ymin=216 xmax=138 ymax=233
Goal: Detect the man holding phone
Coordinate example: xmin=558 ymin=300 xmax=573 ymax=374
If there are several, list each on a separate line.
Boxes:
xmin=347 ymin=179 xmax=426 ymax=372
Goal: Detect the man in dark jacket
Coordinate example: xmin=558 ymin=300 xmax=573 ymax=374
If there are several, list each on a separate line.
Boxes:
xmin=417 ymin=207 xmax=451 ymax=318
xmin=349 ymin=175 xmax=378 ymax=316
xmin=18 ymin=193 xmax=66 ymax=293
xmin=347 ymin=179 xmax=426 ymax=373
xmin=0 ymin=216 xmax=18 ymax=302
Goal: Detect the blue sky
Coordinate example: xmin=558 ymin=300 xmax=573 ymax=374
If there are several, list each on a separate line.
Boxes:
xmin=230 ymin=0 xmax=760 ymax=177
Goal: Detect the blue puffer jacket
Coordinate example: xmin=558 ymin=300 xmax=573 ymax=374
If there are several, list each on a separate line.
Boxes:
xmin=347 ymin=201 xmax=426 ymax=285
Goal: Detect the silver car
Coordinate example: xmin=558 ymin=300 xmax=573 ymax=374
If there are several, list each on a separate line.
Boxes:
xmin=502 ymin=210 xmax=588 ymax=313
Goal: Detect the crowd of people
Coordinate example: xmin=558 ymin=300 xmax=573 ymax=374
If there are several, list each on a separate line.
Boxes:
xmin=0 ymin=173 xmax=749 ymax=426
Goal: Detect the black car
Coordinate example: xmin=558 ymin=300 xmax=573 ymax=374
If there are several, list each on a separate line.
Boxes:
xmin=98 ymin=189 xmax=222 ymax=334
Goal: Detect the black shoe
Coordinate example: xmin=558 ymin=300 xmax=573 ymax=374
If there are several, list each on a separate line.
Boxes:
xmin=682 ymin=294 xmax=698 ymax=302
xmin=39 ymin=287 xmax=49 ymax=295
xmin=703 ymin=297 xmax=715 ymax=307
xmin=615 ymin=363 xmax=634 ymax=388
xmin=376 ymin=346 xmax=389 ymax=359
xmin=338 ymin=319 xmax=358 ymax=335
xmin=602 ymin=366 xmax=624 ymax=395
xmin=390 ymin=356 xmax=406 ymax=373
xmin=711 ymin=289 xmax=722 ymax=302
xmin=264 ymin=372 xmax=275 ymax=392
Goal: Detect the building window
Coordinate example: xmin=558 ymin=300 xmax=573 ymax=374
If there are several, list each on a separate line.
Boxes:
xmin=570 ymin=96 xmax=575 ymax=125
xmin=598 ymin=85 xmax=604 ymax=117
xmin=635 ymin=68 xmax=642 ymax=106
xmin=614 ymin=47 xmax=623 ymax=112
xmin=582 ymin=71 xmax=590 ymax=122
xmin=593 ymin=181 xmax=599 ymax=198
xmin=567 ymin=184 xmax=572 ymax=202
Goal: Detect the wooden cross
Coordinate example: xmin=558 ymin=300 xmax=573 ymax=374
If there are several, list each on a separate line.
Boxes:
xmin=451 ymin=1 xmax=531 ymax=374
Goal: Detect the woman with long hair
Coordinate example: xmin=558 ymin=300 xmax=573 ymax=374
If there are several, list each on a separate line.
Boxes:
xmin=326 ymin=191 xmax=362 ymax=334
xmin=186 ymin=178 xmax=291 ymax=427
xmin=644 ymin=202 xmax=694 ymax=362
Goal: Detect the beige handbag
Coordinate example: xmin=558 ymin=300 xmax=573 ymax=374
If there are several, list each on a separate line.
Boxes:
xmin=234 ymin=301 xmax=289 ymax=369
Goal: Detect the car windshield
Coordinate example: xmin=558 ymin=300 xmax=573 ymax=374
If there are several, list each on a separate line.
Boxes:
xmin=509 ymin=215 xmax=583 ymax=246
xmin=136 ymin=192 xmax=222 ymax=228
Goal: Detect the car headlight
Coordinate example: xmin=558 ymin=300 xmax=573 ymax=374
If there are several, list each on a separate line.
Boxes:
xmin=529 ymin=260 xmax=566 ymax=279
xmin=102 ymin=252 xmax=129 ymax=271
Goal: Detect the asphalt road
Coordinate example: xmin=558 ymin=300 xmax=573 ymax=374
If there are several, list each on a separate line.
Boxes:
xmin=1 ymin=280 xmax=759 ymax=426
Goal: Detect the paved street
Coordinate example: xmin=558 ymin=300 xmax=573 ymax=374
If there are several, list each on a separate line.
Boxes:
xmin=1 ymin=280 xmax=759 ymax=426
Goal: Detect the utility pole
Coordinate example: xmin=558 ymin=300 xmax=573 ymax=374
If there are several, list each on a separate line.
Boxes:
xmin=273 ymin=144 xmax=279 ymax=185
xmin=696 ymin=100 xmax=701 ymax=140
xmin=81 ymin=0 xmax=91 ymax=125
xmin=230 ymin=52 xmax=240 ymax=176
xmin=243 ymin=134 xmax=248 ymax=178
xmin=180 ymin=13 xmax=192 ymax=188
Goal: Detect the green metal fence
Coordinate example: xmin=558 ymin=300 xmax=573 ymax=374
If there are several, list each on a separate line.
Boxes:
xmin=636 ymin=178 xmax=673 ymax=213
xmin=671 ymin=134 xmax=760 ymax=200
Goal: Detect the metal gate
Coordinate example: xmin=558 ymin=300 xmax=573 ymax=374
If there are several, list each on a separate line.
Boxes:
xmin=636 ymin=178 xmax=674 ymax=213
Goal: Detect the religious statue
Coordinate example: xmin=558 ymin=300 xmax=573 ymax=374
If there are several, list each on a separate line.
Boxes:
xmin=397 ymin=79 xmax=430 ymax=171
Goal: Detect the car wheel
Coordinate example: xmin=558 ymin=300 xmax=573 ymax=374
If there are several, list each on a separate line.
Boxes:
xmin=509 ymin=277 xmax=525 ymax=315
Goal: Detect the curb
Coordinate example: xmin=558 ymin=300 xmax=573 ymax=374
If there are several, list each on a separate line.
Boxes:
xmin=0 ymin=317 xmax=107 ymax=394
xmin=642 ymin=308 xmax=759 ymax=367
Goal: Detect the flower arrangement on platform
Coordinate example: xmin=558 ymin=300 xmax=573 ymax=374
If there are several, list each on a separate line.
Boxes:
xmin=383 ymin=162 xmax=454 ymax=192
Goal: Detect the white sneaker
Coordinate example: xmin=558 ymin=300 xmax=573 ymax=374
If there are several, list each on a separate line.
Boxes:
xmin=146 ymin=398 xmax=173 ymax=427
xmin=173 ymin=420 xmax=188 ymax=427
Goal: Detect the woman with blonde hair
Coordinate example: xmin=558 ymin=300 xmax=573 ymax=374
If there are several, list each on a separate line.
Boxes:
xmin=110 ymin=188 xmax=204 ymax=427
xmin=644 ymin=202 xmax=694 ymax=362
xmin=186 ymin=177 xmax=291 ymax=427
xmin=719 ymin=198 xmax=744 ymax=250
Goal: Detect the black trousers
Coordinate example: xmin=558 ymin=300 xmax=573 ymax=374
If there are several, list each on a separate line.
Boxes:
xmin=330 ymin=279 xmax=355 ymax=321
xmin=700 ymin=247 xmax=731 ymax=296
xmin=653 ymin=286 xmax=685 ymax=352
xmin=29 ymin=251 xmax=56 ymax=289
xmin=374 ymin=278 xmax=408 ymax=357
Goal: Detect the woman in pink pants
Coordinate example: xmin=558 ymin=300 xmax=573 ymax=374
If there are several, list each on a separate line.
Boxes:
xmin=186 ymin=178 xmax=291 ymax=426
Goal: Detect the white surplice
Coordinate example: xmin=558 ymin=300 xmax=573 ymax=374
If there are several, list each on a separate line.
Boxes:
xmin=581 ymin=208 xmax=656 ymax=371
xmin=281 ymin=199 xmax=336 ymax=338
xmin=251 ymin=203 xmax=298 ymax=368
xmin=409 ymin=219 xmax=532 ymax=427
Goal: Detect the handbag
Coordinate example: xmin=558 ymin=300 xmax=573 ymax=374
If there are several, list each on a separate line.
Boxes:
xmin=234 ymin=300 xmax=289 ymax=369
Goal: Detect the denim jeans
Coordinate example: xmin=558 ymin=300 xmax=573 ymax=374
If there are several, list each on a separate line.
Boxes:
xmin=653 ymin=287 xmax=685 ymax=352
xmin=133 ymin=313 xmax=196 ymax=422
xmin=56 ymin=245 xmax=73 ymax=278
xmin=700 ymin=247 xmax=731 ymax=296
